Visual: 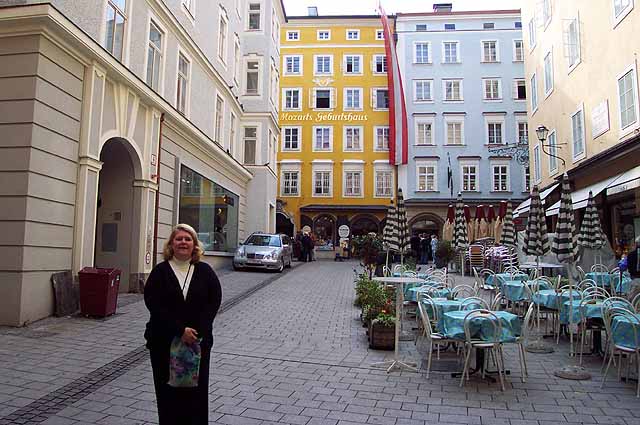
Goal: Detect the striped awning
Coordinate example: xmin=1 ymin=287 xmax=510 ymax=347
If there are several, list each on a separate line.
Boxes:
xmin=514 ymin=183 xmax=558 ymax=218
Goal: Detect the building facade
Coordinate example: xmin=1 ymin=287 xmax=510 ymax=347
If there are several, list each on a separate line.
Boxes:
xmin=0 ymin=0 xmax=284 ymax=326
xmin=276 ymin=15 xmax=393 ymax=249
xmin=395 ymin=6 xmax=527 ymax=237
xmin=521 ymin=0 xmax=640 ymax=255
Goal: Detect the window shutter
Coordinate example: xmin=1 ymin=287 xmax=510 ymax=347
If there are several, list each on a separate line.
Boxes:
xmin=371 ymin=56 xmax=376 ymax=72
xmin=330 ymin=88 xmax=335 ymax=109
xmin=310 ymin=88 xmax=315 ymax=108
xmin=370 ymin=89 xmax=375 ymax=108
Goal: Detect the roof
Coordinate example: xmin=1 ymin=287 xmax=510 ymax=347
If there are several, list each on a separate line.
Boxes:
xmin=287 ymin=14 xmax=385 ymax=20
xmin=397 ymin=9 xmax=521 ymax=17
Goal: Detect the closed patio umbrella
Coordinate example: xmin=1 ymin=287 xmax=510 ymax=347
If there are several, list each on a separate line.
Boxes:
xmin=394 ymin=189 xmax=411 ymax=264
xmin=474 ymin=205 xmax=485 ymax=241
xmin=500 ymin=201 xmax=516 ymax=248
xmin=443 ymin=204 xmax=455 ymax=241
xmin=382 ymin=201 xmax=397 ymax=273
xmin=454 ymin=193 xmax=469 ymax=274
xmin=577 ymin=191 xmax=606 ymax=251
xmin=523 ymin=186 xmax=550 ymax=264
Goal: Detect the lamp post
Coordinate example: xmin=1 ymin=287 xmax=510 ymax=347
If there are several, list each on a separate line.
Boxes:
xmin=536 ymin=124 xmax=566 ymax=169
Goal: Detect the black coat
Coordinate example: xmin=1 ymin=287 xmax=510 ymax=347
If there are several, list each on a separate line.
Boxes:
xmin=628 ymin=249 xmax=639 ymax=278
xmin=144 ymin=260 xmax=222 ymax=350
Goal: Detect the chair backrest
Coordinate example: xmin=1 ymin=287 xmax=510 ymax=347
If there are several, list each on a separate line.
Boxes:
xmin=577 ymin=279 xmax=597 ymax=291
xmin=463 ymin=310 xmax=502 ymax=344
xmin=504 ymin=266 xmax=521 ymax=275
xmin=382 ymin=265 xmax=391 ymax=277
xmin=444 ymin=275 xmax=456 ymax=288
xmin=606 ymin=307 xmax=640 ymax=350
xmin=591 ymin=264 xmax=609 ymax=273
xmin=582 ymin=285 xmax=610 ymax=298
xmin=610 ymin=267 xmax=620 ymax=275
xmin=633 ymin=293 xmax=640 ymax=313
xmin=534 ymin=276 xmax=554 ymax=290
xmin=393 ymin=264 xmax=406 ymax=274
xmin=601 ymin=297 xmax=634 ymax=318
xmin=451 ymin=284 xmax=477 ymax=299
xmin=459 ymin=296 xmax=489 ymax=311
xmin=575 ymin=265 xmax=586 ymax=281
xmin=420 ymin=295 xmax=439 ymax=323
xmin=521 ymin=302 xmax=536 ymax=343
xmin=403 ymin=270 xmax=417 ymax=277
xmin=417 ymin=299 xmax=435 ymax=339
xmin=490 ymin=292 xmax=505 ymax=311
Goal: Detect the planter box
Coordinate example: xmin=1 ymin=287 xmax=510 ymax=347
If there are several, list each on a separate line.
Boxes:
xmin=369 ymin=321 xmax=395 ymax=350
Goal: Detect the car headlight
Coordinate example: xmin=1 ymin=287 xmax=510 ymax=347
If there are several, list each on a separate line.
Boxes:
xmin=236 ymin=247 xmax=245 ymax=257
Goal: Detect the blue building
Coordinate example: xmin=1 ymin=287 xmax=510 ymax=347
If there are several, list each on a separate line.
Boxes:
xmin=395 ymin=4 xmax=528 ymax=238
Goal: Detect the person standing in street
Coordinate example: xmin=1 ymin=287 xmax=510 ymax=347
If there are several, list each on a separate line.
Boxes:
xmin=419 ymin=234 xmax=430 ymax=264
xmin=431 ymin=234 xmax=439 ymax=264
xmin=301 ymin=232 xmax=313 ymax=262
xmin=410 ymin=233 xmax=420 ymax=262
xmin=144 ymin=224 xmax=223 ymax=425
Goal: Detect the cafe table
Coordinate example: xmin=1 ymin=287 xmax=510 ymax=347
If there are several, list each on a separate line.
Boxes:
xmin=372 ymin=276 xmax=425 ymax=373
xmin=405 ymin=284 xmax=452 ymax=302
xmin=438 ymin=310 xmax=521 ymax=342
xmin=501 ymin=280 xmax=552 ymax=302
xmin=486 ymin=272 xmax=528 ymax=288
xmin=532 ymin=289 xmax=582 ymax=310
xmin=585 ymin=272 xmax=632 ymax=294
xmin=421 ymin=298 xmax=463 ymax=319
xmin=611 ymin=312 xmax=640 ymax=350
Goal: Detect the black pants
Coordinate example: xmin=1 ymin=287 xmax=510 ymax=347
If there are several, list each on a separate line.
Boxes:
xmin=150 ymin=344 xmax=211 ymax=425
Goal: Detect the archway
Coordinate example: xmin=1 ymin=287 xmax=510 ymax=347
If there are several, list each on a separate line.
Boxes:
xmin=94 ymin=138 xmax=138 ymax=292
xmin=350 ymin=215 xmax=380 ymax=237
xmin=313 ymin=214 xmax=336 ymax=248
xmin=409 ymin=212 xmax=444 ymax=238
xmin=276 ymin=212 xmax=294 ymax=236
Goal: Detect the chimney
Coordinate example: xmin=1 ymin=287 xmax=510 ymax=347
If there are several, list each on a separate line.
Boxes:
xmin=433 ymin=3 xmax=453 ymax=13
xmin=307 ymin=6 xmax=318 ymax=16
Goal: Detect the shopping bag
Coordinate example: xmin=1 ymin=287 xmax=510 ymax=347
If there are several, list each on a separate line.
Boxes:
xmin=168 ymin=337 xmax=201 ymax=388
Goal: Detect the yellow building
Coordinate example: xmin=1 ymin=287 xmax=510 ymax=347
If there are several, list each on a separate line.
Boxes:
xmin=276 ymin=15 xmax=393 ymax=248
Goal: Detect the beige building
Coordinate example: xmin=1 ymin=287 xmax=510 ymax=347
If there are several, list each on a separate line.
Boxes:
xmin=521 ymin=0 xmax=640 ymax=254
xmin=0 ymin=1 xmax=285 ymax=326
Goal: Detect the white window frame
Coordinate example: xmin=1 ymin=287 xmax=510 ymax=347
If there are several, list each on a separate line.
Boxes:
xmin=283 ymin=55 xmax=302 ymax=75
xmin=483 ymin=78 xmax=502 ymax=101
xmin=416 ymin=160 xmax=438 ymax=192
xmin=516 ymin=118 xmax=529 ymax=144
xmin=243 ymin=125 xmax=258 ymax=165
xmin=312 ymin=126 xmax=333 ymax=152
xmin=528 ymin=18 xmax=537 ymax=51
xmin=247 ymin=3 xmax=261 ymax=31
xmin=533 ymin=144 xmax=542 ymax=183
xmin=374 ymin=126 xmax=390 ymax=152
xmin=415 ymin=118 xmax=435 ymax=146
xmin=233 ymin=35 xmax=241 ymax=84
xmin=281 ymin=126 xmax=302 ymax=152
xmin=490 ymin=161 xmax=511 ymax=192
xmin=214 ymin=94 xmax=224 ymax=143
xmin=617 ymin=63 xmax=639 ymax=133
xmin=343 ymin=165 xmax=364 ymax=198
xmin=311 ymin=87 xmax=335 ymax=110
xmin=413 ymin=79 xmax=433 ymax=102
xmin=346 ymin=29 xmax=360 ymax=40
xmin=104 ymin=0 xmax=129 ymax=62
xmin=613 ymin=0 xmax=634 ymax=27
xmin=244 ymin=56 xmax=262 ymax=96
xmin=414 ymin=41 xmax=431 ymax=64
xmin=481 ymin=40 xmax=500 ymax=63
xmin=513 ymin=78 xmax=527 ymax=101
xmin=229 ymin=112 xmax=237 ymax=155
xmin=313 ymin=54 xmax=333 ymax=75
xmin=542 ymin=0 xmax=552 ymax=28
xmin=460 ymin=160 xmax=479 ymax=192
xmin=343 ymin=126 xmax=363 ymax=152
xmin=312 ymin=162 xmax=333 ymax=197
xmin=176 ymin=48 xmax=192 ymax=117
xmin=547 ymin=129 xmax=558 ymax=174
xmin=566 ymin=17 xmax=581 ymax=71
xmin=374 ymin=165 xmax=393 ymax=198
xmin=442 ymin=79 xmax=463 ymax=102
xmin=544 ymin=50 xmax=554 ymax=97
xmin=530 ymin=73 xmax=538 ymax=113
xmin=343 ymin=54 xmax=363 ymax=75
xmin=182 ymin=0 xmax=195 ymax=20
xmin=442 ymin=41 xmax=460 ymax=64
xmin=144 ymin=15 xmax=166 ymax=94
xmin=217 ymin=7 xmax=228 ymax=64
xmin=280 ymin=168 xmax=300 ymax=197
xmin=372 ymin=88 xmax=389 ymax=110
xmin=343 ymin=87 xmax=363 ymax=111
xmin=523 ymin=165 xmax=531 ymax=192
xmin=375 ymin=29 xmax=385 ymax=40
xmin=444 ymin=115 xmax=465 ymax=145
xmin=513 ymin=39 xmax=524 ymax=62
xmin=286 ymin=30 xmax=299 ymax=41
xmin=282 ymin=88 xmax=302 ymax=111
xmin=317 ymin=29 xmax=331 ymax=40
xmin=571 ymin=104 xmax=586 ymax=162
xmin=373 ymin=54 xmax=387 ymax=74
xmin=485 ymin=115 xmax=505 ymax=145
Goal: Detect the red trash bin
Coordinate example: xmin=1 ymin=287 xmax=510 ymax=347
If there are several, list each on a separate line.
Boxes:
xmin=78 ymin=267 xmax=121 ymax=317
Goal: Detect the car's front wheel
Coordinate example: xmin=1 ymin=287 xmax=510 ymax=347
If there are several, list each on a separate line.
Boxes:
xmin=277 ymin=258 xmax=285 ymax=273
xmin=232 ymin=262 xmax=242 ymax=271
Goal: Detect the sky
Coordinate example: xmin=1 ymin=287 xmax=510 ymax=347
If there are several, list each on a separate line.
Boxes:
xmin=282 ymin=0 xmax=522 ymax=16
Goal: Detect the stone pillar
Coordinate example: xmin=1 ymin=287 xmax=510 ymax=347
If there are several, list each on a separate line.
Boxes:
xmin=72 ymin=157 xmax=102 ymax=274
xmin=130 ymin=179 xmax=157 ymax=293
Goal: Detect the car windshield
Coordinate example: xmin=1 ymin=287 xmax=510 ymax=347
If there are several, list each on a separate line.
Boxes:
xmin=245 ymin=235 xmax=281 ymax=247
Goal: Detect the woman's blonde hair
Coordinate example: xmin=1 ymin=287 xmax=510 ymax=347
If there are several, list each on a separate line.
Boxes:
xmin=163 ymin=223 xmax=204 ymax=262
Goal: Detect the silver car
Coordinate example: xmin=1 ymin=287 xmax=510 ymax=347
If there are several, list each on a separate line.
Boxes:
xmin=233 ymin=233 xmax=293 ymax=272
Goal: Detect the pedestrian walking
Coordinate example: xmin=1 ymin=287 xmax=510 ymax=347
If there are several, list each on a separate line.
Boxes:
xmin=310 ymin=233 xmax=317 ymax=261
xmin=419 ymin=233 xmax=430 ymax=264
xmin=410 ymin=233 xmax=420 ymax=261
xmin=431 ymin=234 xmax=439 ymax=264
xmin=143 ymin=223 xmax=222 ymax=425
xmin=301 ymin=232 xmax=313 ymax=262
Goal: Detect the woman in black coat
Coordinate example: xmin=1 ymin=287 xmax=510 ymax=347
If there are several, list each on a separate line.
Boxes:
xmin=144 ymin=223 xmax=222 ymax=425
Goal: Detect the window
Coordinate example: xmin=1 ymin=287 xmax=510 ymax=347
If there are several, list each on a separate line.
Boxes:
xmin=571 ymin=106 xmax=585 ymax=159
xmin=544 ymin=51 xmax=554 ymax=95
xmin=344 ymin=55 xmax=362 ymax=74
xmin=313 ymin=168 xmax=332 ymax=196
xmin=513 ymin=40 xmax=524 ymax=61
xmin=528 ymin=18 xmax=537 ymax=49
xmin=415 ymin=120 xmax=434 ymax=145
xmin=548 ymin=130 xmax=558 ymax=173
xmin=523 ymin=166 xmax=531 ymax=192
xmin=283 ymin=88 xmax=301 ymax=110
xmin=487 ymin=122 xmax=503 ymax=144
xmin=344 ymin=126 xmax=362 ymax=151
xmin=313 ymin=88 xmax=333 ymax=109
xmin=271 ymin=8 xmax=278 ymax=43
xmin=179 ymin=166 xmax=239 ymax=252
xmin=533 ymin=145 xmax=541 ymax=183
xmin=146 ymin=20 xmax=163 ymax=90
xmin=442 ymin=41 xmax=459 ymax=63
xmin=618 ymin=67 xmax=638 ymax=129
xmin=284 ymin=55 xmax=302 ymax=75
xmin=233 ymin=36 xmax=241 ymax=83
xmin=375 ymin=169 xmax=393 ymax=197
xmin=346 ymin=29 xmax=360 ymax=40
xmin=542 ymin=0 xmax=552 ymax=27
xmin=443 ymin=79 xmax=463 ymax=101
xmin=414 ymin=42 xmax=431 ymax=63
xmin=282 ymin=127 xmax=301 ymax=151
xmin=105 ymin=0 xmax=126 ymax=61
xmin=461 ymin=161 xmax=479 ymax=191
xmin=182 ymin=166 xmax=201 ymax=195
xmin=344 ymin=170 xmax=362 ymax=197
xmin=515 ymin=21 xmax=522 ymax=29
xmin=176 ymin=52 xmax=190 ymax=115
xmin=514 ymin=79 xmax=526 ymax=100
xmin=614 ymin=0 xmax=634 ymax=23
xmin=483 ymin=78 xmax=502 ymax=100
xmin=416 ymin=24 xmax=427 ymax=31
xmin=281 ymin=171 xmax=299 ymax=196
xmin=344 ymin=88 xmax=362 ymax=110
xmin=417 ymin=161 xmax=437 ymax=192
xmin=373 ymin=55 xmax=387 ymax=73
xmin=376 ymin=29 xmax=384 ymax=40
xmin=373 ymin=88 xmax=389 ymax=109
xmin=414 ymin=80 xmax=433 ymax=102
xmin=218 ymin=8 xmax=228 ymax=62
xmin=245 ymin=59 xmax=259 ymax=95
xmin=248 ymin=3 xmax=261 ymax=30
xmin=313 ymin=126 xmax=332 ymax=151
xmin=445 ymin=117 xmax=464 ymax=145
xmin=375 ymin=127 xmax=390 ymax=151
xmin=482 ymin=40 xmax=499 ymax=62
xmin=517 ymin=120 xmax=529 ymax=144
xmin=483 ymin=22 xmax=495 ymax=29
xmin=286 ymin=31 xmax=299 ymax=41
xmin=530 ymin=73 xmax=538 ymax=111
xmin=317 ymin=30 xmax=330 ymax=40
xmin=243 ymin=127 xmax=257 ymax=164
xmin=182 ymin=0 xmax=195 ymax=17
xmin=444 ymin=23 xmax=456 ymax=31
xmin=491 ymin=162 xmax=510 ymax=191
xmin=566 ymin=18 xmax=580 ymax=68
xmin=314 ymin=55 xmax=332 ymax=75
xmin=214 ymin=95 xmax=224 ymax=143
xmin=229 ymin=112 xmax=236 ymax=154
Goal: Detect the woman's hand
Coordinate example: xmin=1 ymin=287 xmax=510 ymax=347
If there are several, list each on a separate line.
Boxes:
xmin=181 ymin=327 xmax=198 ymax=345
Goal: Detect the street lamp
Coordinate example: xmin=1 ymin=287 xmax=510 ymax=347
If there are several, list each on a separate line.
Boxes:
xmin=536 ymin=123 xmax=566 ymax=169
xmin=535 ymin=125 xmax=549 ymax=144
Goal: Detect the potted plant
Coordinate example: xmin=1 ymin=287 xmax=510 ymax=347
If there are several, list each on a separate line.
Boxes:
xmin=435 ymin=240 xmax=455 ymax=269
xmin=369 ymin=311 xmax=395 ymax=350
xmin=351 ymin=232 xmax=383 ymax=278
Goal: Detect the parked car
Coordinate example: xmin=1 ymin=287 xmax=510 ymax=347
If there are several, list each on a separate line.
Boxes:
xmin=233 ymin=233 xmax=293 ymax=272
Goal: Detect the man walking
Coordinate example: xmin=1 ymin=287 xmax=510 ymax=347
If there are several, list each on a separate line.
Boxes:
xmin=419 ymin=234 xmax=430 ymax=265
xmin=431 ymin=234 xmax=439 ymax=264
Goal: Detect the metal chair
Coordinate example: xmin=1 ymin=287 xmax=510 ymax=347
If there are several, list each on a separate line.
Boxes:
xmin=578 ymin=293 xmax=609 ymax=365
xmin=601 ymin=307 xmax=640 ymax=397
xmin=632 ymin=293 xmax=640 ymax=313
xmin=416 ymin=298 xmax=452 ymax=379
xmin=576 ymin=265 xmax=586 ymax=281
xmin=577 ymin=279 xmax=597 ymax=291
xmin=591 ymin=264 xmax=609 ymax=273
xmin=510 ymin=302 xmax=534 ymax=382
xmin=451 ymin=284 xmax=477 ymax=299
xmin=458 ymin=297 xmax=490 ymax=311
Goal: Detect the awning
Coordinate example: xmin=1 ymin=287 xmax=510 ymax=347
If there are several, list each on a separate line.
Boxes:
xmin=513 ymin=183 xmax=559 ymax=218
xmin=546 ymin=172 xmax=626 ymax=216
xmin=606 ymin=165 xmax=640 ymax=196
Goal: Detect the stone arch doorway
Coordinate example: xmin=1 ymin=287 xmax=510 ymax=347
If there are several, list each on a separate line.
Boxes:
xmin=350 ymin=215 xmax=380 ymax=237
xmin=313 ymin=214 xmax=336 ymax=247
xmin=94 ymin=137 xmax=142 ymax=293
xmin=409 ymin=212 xmax=444 ymax=238
xmin=276 ymin=212 xmax=294 ymax=236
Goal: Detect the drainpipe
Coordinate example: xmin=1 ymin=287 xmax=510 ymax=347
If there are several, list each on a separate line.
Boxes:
xmin=152 ymin=113 xmax=165 ymax=266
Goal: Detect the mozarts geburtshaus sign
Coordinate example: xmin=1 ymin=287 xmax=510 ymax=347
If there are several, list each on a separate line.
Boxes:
xmin=281 ymin=112 xmax=369 ymax=122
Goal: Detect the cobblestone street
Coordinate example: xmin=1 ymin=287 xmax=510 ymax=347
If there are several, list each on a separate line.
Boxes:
xmin=1 ymin=260 xmax=639 ymax=425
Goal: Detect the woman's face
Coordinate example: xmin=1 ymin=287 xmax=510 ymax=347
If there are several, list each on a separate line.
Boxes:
xmin=172 ymin=230 xmax=194 ymax=260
